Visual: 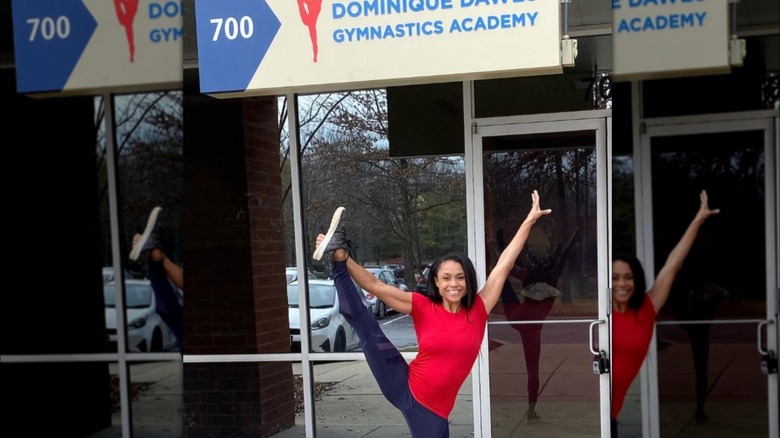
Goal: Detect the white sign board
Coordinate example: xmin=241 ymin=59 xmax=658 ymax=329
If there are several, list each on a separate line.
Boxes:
xmin=612 ymin=0 xmax=730 ymax=81
xmin=12 ymin=0 xmax=182 ymax=96
xmin=195 ymin=0 xmax=564 ymax=97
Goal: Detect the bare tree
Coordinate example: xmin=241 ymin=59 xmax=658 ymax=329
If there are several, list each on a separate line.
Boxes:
xmin=95 ymin=91 xmax=184 ymax=266
xmin=285 ymin=89 xmax=466 ymax=284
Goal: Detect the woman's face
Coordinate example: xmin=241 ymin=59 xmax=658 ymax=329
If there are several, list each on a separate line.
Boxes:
xmin=612 ymin=260 xmax=635 ymax=307
xmin=434 ymin=260 xmax=467 ymax=305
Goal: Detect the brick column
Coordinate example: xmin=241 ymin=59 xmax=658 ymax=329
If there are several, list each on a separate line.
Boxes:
xmin=183 ymin=87 xmax=294 ymax=436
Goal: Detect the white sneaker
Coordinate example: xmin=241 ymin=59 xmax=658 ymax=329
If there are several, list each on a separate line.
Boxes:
xmin=129 ymin=206 xmax=162 ymax=261
xmin=313 ymin=207 xmax=346 ymax=261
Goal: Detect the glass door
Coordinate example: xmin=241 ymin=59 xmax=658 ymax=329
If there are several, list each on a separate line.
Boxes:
xmin=470 ymin=117 xmax=612 ymax=437
xmin=639 ymin=115 xmax=779 ymax=438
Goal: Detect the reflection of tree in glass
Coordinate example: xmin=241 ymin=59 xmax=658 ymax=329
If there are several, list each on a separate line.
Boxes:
xmin=94 ymin=92 xmax=183 ymax=266
xmin=612 ymin=155 xmax=636 ymax=255
xmin=280 ymin=91 xmax=467 ymax=284
xmin=653 ymin=138 xmax=764 ymax=303
xmin=485 ymin=147 xmax=596 ymax=302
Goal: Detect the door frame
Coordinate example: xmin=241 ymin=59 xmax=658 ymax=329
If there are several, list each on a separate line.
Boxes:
xmin=464 ymin=105 xmax=613 ymax=437
xmin=638 ymin=109 xmax=779 ymax=438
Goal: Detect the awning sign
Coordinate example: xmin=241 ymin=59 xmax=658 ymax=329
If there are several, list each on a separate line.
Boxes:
xmin=612 ymin=0 xmax=730 ymax=81
xmin=195 ymin=0 xmax=563 ymax=97
xmin=11 ymin=0 xmax=182 ymax=96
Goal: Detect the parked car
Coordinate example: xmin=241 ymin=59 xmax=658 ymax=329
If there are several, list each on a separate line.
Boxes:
xmin=415 ymin=264 xmax=432 ymax=295
xmin=287 ymin=279 xmax=370 ymax=352
xmin=103 ymin=267 xmax=115 ymax=284
xmin=102 ymin=266 xmax=135 ymax=284
xmin=382 ymin=263 xmax=405 ymax=278
xmin=364 ymin=266 xmax=407 ymax=318
xmin=286 ymin=267 xmax=318 ymax=284
xmin=104 ymin=279 xmax=180 ymax=352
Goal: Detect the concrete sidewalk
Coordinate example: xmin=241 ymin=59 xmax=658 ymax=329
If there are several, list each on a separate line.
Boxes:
xmin=273 ymin=340 xmax=771 ymax=438
xmin=89 ymin=361 xmax=183 ymax=438
xmin=275 ymin=360 xmax=475 ymax=438
xmin=274 ymin=342 xmax=604 ymax=438
xmin=97 ymin=338 xmax=770 ymax=438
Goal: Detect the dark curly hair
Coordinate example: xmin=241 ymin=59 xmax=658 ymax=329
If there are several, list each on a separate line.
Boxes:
xmin=612 ymin=253 xmax=647 ymax=311
xmin=425 ymin=252 xmax=479 ymax=311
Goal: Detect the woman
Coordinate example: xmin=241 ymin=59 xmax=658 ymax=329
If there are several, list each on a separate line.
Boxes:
xmin=490 ymin=226 xmax=580 ymax=421
xmin=313 ymin=190 xmax=551 ymax=437
xmin=611 ymin=190 xmax=719 ymax=436
xmin=130 ymin=206 xmax=184 ymax=351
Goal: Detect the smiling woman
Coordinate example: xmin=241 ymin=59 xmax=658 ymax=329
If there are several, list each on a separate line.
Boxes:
xmin=311 ymin=191 xmax=549 ymax=437
xmin=611 ymin=190 xmax=719 ymax=436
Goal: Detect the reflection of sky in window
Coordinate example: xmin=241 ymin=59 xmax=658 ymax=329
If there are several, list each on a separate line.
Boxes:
xmin=94 ymin=91 xmax=183 ymax=155
xmin=288 ymin=90 xmax=389 ymax=148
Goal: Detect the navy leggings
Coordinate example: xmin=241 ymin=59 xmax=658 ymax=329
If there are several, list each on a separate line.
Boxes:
xmin=149 ymin=260 xmax=183 ymax=351
xmin=332 ymin=260 xmax=449 ymax=438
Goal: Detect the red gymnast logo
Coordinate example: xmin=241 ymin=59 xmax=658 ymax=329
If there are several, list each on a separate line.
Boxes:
xmin=297 ymin=0 xmax=322 ymax=62
xmin=114 ymin=0 xmax=139 ymax=63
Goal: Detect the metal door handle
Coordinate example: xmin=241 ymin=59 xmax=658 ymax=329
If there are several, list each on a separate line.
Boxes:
xmin=589 ymin=319 xmax=605 ymax=355
xmin=757 ymin=320 xmax=773 ymax=355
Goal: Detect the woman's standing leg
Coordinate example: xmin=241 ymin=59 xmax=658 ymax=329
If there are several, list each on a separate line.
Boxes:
xmin=332 ymin=260 xmax=451 ymax=437
xmin=331 ymin=259 xmax=411 ymax=409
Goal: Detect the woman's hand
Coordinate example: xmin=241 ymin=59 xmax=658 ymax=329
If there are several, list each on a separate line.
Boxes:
xmin=694 ymin=190 xmax=720 ymax=224
xmin=525 ymin=189 xmax=552 ymax=224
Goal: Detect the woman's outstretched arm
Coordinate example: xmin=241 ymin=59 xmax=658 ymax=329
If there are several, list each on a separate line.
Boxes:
xmin=315 ymin=236 xmax=413 ymax=314
xmin=480 ymin=190 xmax=551 ymax=313
xmin=648 ymin=190 xmax=720 ymax=313
xmin=346 ymin=257 xmax=412 ymax=314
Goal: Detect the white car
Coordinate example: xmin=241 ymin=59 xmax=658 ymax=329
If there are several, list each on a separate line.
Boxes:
xmin=103 ymin=267 xmax=116 ymax=284
xmin=288 ymin=279 xmax=369 ymax=352
xmin=286 ymin=266 xmax=318 ymax=284
xmin=104 ymin=279 xmax=180 ymax=352
xmin=102 ymin=266 xmax=135 ymax=284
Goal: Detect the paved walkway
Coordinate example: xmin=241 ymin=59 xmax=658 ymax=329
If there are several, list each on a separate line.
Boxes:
xmin=90 ymin=338 xmax=772 ymax=438
xmin=275 ymin=342 xmax=604 ymax=438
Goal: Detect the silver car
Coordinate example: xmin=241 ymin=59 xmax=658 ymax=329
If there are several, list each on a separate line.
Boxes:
xmin=364 ymin=266 xmax=408 ymax=318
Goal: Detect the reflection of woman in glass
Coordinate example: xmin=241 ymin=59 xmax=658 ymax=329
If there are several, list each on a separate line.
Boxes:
xmin=297 ymin=0 xmax=322 ymax=62
xmin=611 ymin=190 xmax=719 ymax=437
xmin=491 ymin=226 xmax=579 ymax=421
xmin=130 ymin=207 xmax=184 ymax=351
xmin=113 ymin=0 xmax=139 ymax=63
xmin=673 ymin=282 xmax=728 ymax=424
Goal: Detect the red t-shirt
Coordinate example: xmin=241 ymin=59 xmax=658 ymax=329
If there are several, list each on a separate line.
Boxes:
xmin=408 ymin=292 xmax=488 ymax=419
xmin=611 ymin=293 xmax=657 ymax=418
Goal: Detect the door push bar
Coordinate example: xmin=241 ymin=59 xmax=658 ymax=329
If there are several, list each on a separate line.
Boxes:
xmin=590 ymin=320 xmax=609 ymax=374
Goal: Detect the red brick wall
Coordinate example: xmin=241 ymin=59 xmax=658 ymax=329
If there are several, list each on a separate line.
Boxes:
xmin=243 ymin=97 xmax=296 ymax=434
xmin=183 ymin=94 xmax=294 ymax=436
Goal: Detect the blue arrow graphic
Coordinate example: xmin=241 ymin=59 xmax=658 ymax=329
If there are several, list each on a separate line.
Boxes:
xmin=11 ymin=0 xmax=97 ymax=94
xmin=195 ymin=0 xmax=280 ymax=94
